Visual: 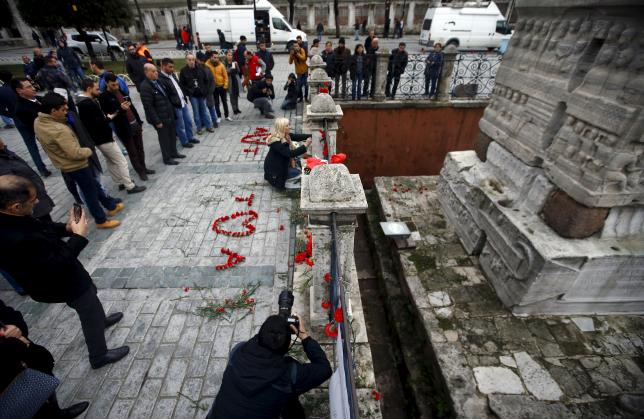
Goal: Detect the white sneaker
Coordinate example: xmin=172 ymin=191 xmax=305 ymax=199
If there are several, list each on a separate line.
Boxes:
xmin=284 ymin=178 xmax=301 ymax=189
xmin=226 ymin=117 xmax=233 ymax=122
xmin=217 ymin=118 xmax=222 ymax=124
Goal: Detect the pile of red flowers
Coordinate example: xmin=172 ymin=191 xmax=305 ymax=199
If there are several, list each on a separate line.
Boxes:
xmin=211 ymin=209 xmax=258 ymax=237
xmin=304 ymin=153 xmax=348 ymax=174
xmin=294 ymin=230 xmax=313 ymax=266
xmin=235 ymin=193 xmax=255 ymax=207
xmin=195 ymin=284 xmax=259 ymax=319
xmin=216 ymin=247 xmax=246 ymax=270
xmin=392 ymin=183 xmax=412 ymax=193
xmin=241 ymin=127 xmax=270 ymax=145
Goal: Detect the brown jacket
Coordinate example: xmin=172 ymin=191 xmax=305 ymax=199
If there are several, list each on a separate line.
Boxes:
xmin=34 ymin=113 xmax=92 ymax=172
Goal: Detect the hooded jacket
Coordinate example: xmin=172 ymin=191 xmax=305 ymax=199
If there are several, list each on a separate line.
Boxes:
xmin=208 ymin=335 xmax=332 ymax=419
xmin=263 ymin=134 xmax=307 ymax=189
xmin=33 ymin=113 xmax=92 ymax=172
xmin=206 ymin=60 xmax=229 ymax=89
xmin=76 ymin=94 xmax=115 ymax=146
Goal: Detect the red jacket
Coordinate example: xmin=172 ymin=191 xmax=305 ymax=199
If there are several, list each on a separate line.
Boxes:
xmin=247 ymin=55 xmax=263 ymax=81
xmin=181 ymin=30 xmax=189 ymax=44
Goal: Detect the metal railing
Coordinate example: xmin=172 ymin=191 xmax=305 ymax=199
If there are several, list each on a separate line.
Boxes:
xmin=329 ymin=212 xmax=360 ymax=419
xmin=327 ymin=51 xmax=502 ymax=102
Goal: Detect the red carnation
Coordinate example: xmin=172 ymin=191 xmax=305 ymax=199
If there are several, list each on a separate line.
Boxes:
xmin=324 ymin=272 xmax=331 ymax=283
xmin=321 ymin=300 xmax=331 ymax=309
xmin=294 ymin=251 xmax=308 ymax=264
xmin=324 ymin=323 xmax=338 ymax=338
xmin=279 ymin=225 xmax=285 ymax=231
xmin=242 ymin=289 xmax=248 ymax=295
xmin=216 ymin=307 xmax=225 ymax=313
xmin=183 ymin=286 xmax=190 ymax=292
xmin=371 ymin=390 xmax=381 ymax=401
xmin=305 ymin=258 xmax=314 ymax=267
xmin=334 ymin=307 xmax=344 ymax=323
xmin=330 ymin=153 xmax=347 ymax=164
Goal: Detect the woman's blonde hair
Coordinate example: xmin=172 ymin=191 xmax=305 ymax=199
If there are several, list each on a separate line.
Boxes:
xmin=272 ymin=118 xmax=290 ymax=140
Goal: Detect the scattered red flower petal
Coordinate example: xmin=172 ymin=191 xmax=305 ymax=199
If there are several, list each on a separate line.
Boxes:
xmin=321 ymin=300 xmax=331 ymax=309
xmin=183 ymin=287 xmax=190 ymax=292
xmin=334 ymin=307 xmax=344 ymax=323
xmin=294 ymin=251 xmax=308 ymax=264
xmin=279 ymin=225 xmax=285 ymax=231
xmin=371 ymin=390 xmax=381 ymax=401
xmin=305 ymin=258 xmax=314 ymax=267
xmin=216 ymin=307 xmax=225 ymax=313
xmin=324 ymin=272 xmax=331 ymax=283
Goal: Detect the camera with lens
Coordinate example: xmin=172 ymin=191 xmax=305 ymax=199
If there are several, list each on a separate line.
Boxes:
xmin=278 ymin=290 xmax=300 ymax=334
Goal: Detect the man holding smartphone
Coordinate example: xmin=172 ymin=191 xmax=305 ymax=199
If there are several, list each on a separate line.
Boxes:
xmin=0 ymin=174 xmax=130 ymax=369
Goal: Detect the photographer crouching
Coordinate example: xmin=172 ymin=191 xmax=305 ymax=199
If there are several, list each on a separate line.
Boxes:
xmin=206 ymin=313 xmax=332 ymax=419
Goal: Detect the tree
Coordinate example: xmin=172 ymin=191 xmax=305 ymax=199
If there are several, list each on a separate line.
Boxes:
xmin=16 ymin=0 xmax=133 ymax=58
xmin=288 ymin=0 xmax=295 ymax=25
xmin=334 ymin=0 xmax=340 ymax=38
xmin=0 ymin=0 xmax=15 ymax=30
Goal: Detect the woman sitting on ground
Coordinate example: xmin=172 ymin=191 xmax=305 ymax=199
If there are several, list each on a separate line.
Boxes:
xmin=264 ymin=118 xmax=312 ymax=189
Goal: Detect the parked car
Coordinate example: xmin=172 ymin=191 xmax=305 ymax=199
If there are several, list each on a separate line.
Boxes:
xmin=65 ymin=31 xmax=125 ymax=56
xmin=419 ymin=1 xmax=512 ymax=50
xmin=191 ymin=0 xmax=307 ymax=49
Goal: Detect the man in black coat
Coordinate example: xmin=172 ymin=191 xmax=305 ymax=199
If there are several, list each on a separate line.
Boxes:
xmin=10 ymin=78 xmax=52 ymax=177
xmin=140 ymin=63 xmax=184 ymax=165
xmin=99 ymin=72 xmax=153 ymax=180
xmin=247 ymin=74 xmax=276 ymax=119
xmin=125 ymin=44 xmax=147 ymax=91
xmin=76 ymin=79 xmax=145 ymax=194
xmin=0 ymin=299 xmax=89 ymax=418
xmin=0 ymin=174 xmax=130 ymax=369
xmin=207 ymin=315 xmax=332 ymax=419
xmin=364 ymin=37 xmax=379 ymax=98
xmin=333 ymin=38 xmax=351 ymax=99
xmin=386 ymin=42 xmax=409 ymax=98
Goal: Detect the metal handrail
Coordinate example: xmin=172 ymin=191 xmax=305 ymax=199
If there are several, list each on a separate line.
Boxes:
xmin=330 ymin=212 xmax=360 ymax=419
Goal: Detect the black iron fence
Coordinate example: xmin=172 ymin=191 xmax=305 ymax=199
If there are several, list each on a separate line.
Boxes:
xmin=328 ymin=51 xmax=502 ymax=102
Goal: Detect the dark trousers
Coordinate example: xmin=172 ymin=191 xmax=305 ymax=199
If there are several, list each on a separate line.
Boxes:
xmin=214 ymin=87 xmax=229 ymax=118
xmin=386 ymin=74 xmax=401 ymax=98
xmin=297 ymin=73 xmax=309 ymax=100
xmin=156 ymin=122 xmax=179 ymax=163
xmin=15 ymin=123 xmax=47 ymax=172
xmin=65 ymin=166 xmax=117 ymax=224
xmin=67 ymin=284 xmax=108 ymax=363
xmin=118 ymin=122 xmax=147 ymax=175
xmin=281 ymin=397 xmax=305 ymax=419
xmin=334 ymin=73 xmax=347 ymax=98
xmin=425 ymin=73 xmax=440 ymax=96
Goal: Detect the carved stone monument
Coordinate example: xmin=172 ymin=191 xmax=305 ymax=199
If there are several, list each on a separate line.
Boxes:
xmin=303 ymin=92 xmax=343 ymax=157
xmin=438 ymin=0 xmax=644 ymax=315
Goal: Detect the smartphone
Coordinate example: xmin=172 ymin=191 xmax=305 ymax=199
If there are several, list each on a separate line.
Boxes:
xmin=73 ymin=203 xmax=82 ymax=223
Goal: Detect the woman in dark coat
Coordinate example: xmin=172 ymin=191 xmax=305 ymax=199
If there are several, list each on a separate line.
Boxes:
xmin=264 ymin=118 xmax=312 ymax=189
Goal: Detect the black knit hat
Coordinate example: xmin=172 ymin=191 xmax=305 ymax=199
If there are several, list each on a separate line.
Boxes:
xmin=258 ymin=315 xmax=291 ymax=355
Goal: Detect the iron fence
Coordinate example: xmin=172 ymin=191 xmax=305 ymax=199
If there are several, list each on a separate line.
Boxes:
xmin=329 ymin=51 xmax=502 ymax=102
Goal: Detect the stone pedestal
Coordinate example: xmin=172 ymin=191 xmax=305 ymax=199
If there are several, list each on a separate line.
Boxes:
xmin=373 ymin=50 xmax=390 ymax=102
xmin=303 ymin=92 xmax=343 ymax=157
xmin=308 ymin=65 xmax=332 ymax=96
xmin=437 ymin=45 xmax=458 ymax=101
xmin=300 ymin=164 xmax=368 ymax=331
xmin=438 ymin=0 xmax=644 ymax=315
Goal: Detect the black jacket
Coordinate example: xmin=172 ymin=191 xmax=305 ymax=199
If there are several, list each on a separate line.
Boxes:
xmin=76 ymin=96 xmax=114 ymax=146
xmin=0 ymin=300 xmax=29 ymax=336
xmin=140 ymin=78 xmax=175 ymax=127
xmin=388 ymin=49 xmax=409 ymax=77
xmin=321 ymin=50 xmax=336 ymax=78
xmin=158 ymin=71 xmax=185 ymax=109
xmin=57 ymin=45 xmax=81 ymax=69
xmin=283 ymin=80 xmax=297 ymax=102
xmin=247 ymin=80 xmax=275 ymax=102
xmin=349 ymin=53 xmax=367 ymax=80
xmin=0 ymin=213 xmax=92 ymax=304
xmin=0 ymin=85 xmax=17 ymax=118
xmin=365 ymin=46 xmax=379 ymax=75
xmin=98 ymin=90 xmax=143 ymax=141
xmin=333 ymin=46 xmax=352 ymax=74
xmin=179 ymin=65 xmax=209 ymax=98
xmin=0 ymin=146 xmax=54 ymax=218
xmin=263 ymin=140 xmax=307 ymax=189
xmin=257 ymin=49 xmax=275 ymax=72
xmin=208 ymin=335 xmax=332 ymax=419
xmin=125 ymin=53 xmax=147 ymax=87
xmin=14 ymin=97 xmax=41 ymax=135
xmin=67 ymin=110 xmax=103 ymax=173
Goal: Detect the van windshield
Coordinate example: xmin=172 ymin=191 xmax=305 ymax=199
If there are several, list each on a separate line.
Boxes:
xmin=422 ymin=19 xmax=432 ymax=31
xmin=272 ymin=17 xmax=291 ymax=32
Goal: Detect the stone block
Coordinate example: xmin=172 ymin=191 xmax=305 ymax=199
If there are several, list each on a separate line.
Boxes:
xmin=473 ymin=366 xmax=524 ymax=395
xmin=473 ymin=132 xmax=493 ymax=162
xmin=514 ymin=351 xmax=564 ymax=401
xmin=541 ymin=189 xmax=609 ymax=239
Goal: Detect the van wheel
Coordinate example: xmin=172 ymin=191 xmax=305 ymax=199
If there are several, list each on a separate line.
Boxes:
xmin=445 ymin=39 xmax=459 ymax=49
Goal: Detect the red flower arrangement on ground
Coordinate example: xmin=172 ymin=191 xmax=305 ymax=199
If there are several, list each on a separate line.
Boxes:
xmin=241 ymin=127 xmax=270 ymax=145
xmin=294 ymin=230 xmax=314 ymax=266
xmin=235 ymin=193 xmax=255 ymax=207
xmin=324 ymin=322 xmax=338 ymax=338
xmin=194 ymin=283 xmax=259 ymax=320
xmin=215 ymin=248 xmax=246 ymax=270
xmin=243 ymin=147 xmax=260 ymax=156
xmin=211 ymin=210 xmax=258 ymax=237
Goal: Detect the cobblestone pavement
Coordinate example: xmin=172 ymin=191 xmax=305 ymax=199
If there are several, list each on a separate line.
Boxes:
xmin=0 ymin=56 xmax=312 ymax=418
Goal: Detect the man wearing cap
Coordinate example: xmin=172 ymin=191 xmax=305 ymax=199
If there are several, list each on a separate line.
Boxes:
xmin=206 ymin=315 xmax=332 ymax=418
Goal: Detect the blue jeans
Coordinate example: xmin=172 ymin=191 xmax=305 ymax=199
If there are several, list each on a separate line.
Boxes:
xmin=208 ymin=104 xmax=219 ymax=125
xmin=297 ymin=73 xmax=308 ymax=100
xmin=189 ymin=96 xmax=212 ymax=130
xmin=0 ymin=268 xmax=26 ymax=294
xmin=66 ymin=166 xmax=117 ymax=224
xmin=68 ymin=66 xmax=85 ymax=87
xmin=1 ymin=116 xmax=13 ymax=126
xmin=287 ymin=167 xmax=301 ymax=179
xmin=352 ymin=75 xmax=364 ymax=100
xmin=15 ymin=122 xmax=47 ymax=172
xmin=281 ymin=98 xmax=296 ymax=110
xmin=175 ymin=105 xmax=194 ymax=145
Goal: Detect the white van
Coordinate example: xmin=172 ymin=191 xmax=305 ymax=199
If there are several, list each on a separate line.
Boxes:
xmin=419 ymin=1 xmax=512 ymax=50
xmin=191 ymin=0 xmax=306 ymax=49
xmin=65 ymin=31 xmax=124 ymax=56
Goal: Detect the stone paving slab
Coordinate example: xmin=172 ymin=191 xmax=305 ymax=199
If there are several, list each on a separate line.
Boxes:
xmin=373 ymin=175 xmax=644 ymax=419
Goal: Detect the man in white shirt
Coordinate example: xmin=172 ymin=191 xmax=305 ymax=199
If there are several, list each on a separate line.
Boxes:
xmin=158 ymin=57 xmax=199 ymax=148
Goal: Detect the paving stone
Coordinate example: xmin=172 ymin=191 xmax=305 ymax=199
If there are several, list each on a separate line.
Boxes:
xmin=152 ymin=398 xmax=178 ymax=418
xmin=176 ymin=326 xmax=200 ymax=358
xmin=211 ymin=325 xmax=235 ymax=357
xmin=514 ymin=351 xmax=564 ymax=401
xmin=174 ymin=378 xmax=204 ymax=419
xmin=163 ymin=314 xmax=187 ymax=343
xmin=107 ymin=399 xmax=135 ymax=419
xmin=138 ymin=327 xmax=166 ymax=359
xmin=128 ymin=378 xmax=163 ymax=419
xmin=202 ymin=358 xmax=228 ymax=397
xmin=161 ymin=358 xmax=190 ymax=396
xmin=84 ymin=379 xmax=122 ymax=418
xmin=473 ymin=367 xmax=524 ymax=395
xmin=119 ymin=358 xmax=152 ymax=398
xmin=148 ymin=344 xmax=176 ymax=378
xmin=127 ymin=314 xmax=155 ymax=343
xmin=428 ymin=291 xmax=452 ymax=307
